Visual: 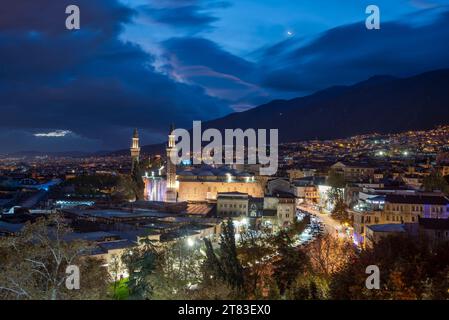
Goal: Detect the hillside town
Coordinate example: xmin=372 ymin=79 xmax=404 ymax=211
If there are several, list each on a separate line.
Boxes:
xmin=1 ymin=125 xmax=448 ymax=300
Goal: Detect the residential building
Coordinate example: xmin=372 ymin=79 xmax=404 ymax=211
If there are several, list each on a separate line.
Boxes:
xmin=216 ymin=192 xmax=249 ymax=217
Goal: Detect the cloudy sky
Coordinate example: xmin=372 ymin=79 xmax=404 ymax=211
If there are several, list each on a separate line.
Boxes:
xmin=1 ymin=0 xmax=449 ymax=153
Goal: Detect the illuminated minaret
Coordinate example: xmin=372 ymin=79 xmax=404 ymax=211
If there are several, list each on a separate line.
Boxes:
xmin=165 ymin=124 xmax=177 ymax=202
xmin=130 ymin=128 xmax=140 ymax=171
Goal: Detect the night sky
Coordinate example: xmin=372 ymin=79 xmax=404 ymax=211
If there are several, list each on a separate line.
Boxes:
xmin=1 ymin=0 xmax=449 ymax=153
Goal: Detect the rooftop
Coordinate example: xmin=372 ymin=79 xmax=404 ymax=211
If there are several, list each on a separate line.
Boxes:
xmin=418 ymin=217 xmax=449 ymax=230
xmin=385 ymin=194 xmax=449 ymax=205
xmin=367 ymin=224 xmax=407 ymax=233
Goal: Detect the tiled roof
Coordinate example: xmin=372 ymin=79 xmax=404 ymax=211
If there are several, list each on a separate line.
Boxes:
xmin=385 ymin=194 xmax=449 ymax=205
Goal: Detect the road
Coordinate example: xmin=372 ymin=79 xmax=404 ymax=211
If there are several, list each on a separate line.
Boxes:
xmin=298 ymin=204 xmax=350 ymax=240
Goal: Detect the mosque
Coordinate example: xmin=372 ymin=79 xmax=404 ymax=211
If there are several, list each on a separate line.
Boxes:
xmin=131 ymin=126 xmax=264 ymax=203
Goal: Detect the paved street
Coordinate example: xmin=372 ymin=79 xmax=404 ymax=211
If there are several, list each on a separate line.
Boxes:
xmin=298 ymin=204 xmax=350 ymax=240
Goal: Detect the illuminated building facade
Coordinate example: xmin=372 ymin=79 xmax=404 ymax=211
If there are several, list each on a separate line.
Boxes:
xmin=143 ymin=172 xmax=167 ymax=202
xmin=177 ymin=167 xmax=264 ymax=202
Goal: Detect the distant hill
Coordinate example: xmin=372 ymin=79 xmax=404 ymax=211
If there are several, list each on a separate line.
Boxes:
xmin=113 ymin=69 xmax=449 ymax=156
xmin=198 ymin=68 xmax=449 ymax=142
xmin=4 ymin=150 xmax=108 ymax=158
xmin=110 ymin=143 xmax=165 ymax=157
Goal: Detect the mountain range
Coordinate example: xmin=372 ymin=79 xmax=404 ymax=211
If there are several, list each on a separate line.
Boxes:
xmin=9 ymin=68 xmax=449 ymax=157
xmin=131 ymin=68 xmax=449 ymax=155
xmin=201 ymin=68 xmax=449 ymax=142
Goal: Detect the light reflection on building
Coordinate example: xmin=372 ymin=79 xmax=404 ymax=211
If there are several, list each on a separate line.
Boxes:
xmin=144 ymin=175 xmax=167 ymax=202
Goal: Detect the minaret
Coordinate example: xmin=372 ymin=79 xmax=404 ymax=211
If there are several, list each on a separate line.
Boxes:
xmin=165 ymin=124 xmax=177 ymax=202
xmin=130 ymin=128 xmax=140 ymax=171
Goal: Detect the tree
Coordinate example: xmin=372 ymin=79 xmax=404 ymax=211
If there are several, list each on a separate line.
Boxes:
xmin=112 ymin=175 xmax=138 ymax=201
xmin=329 ymin=234 xmax=449 ymax=300
xmin=109 ymin=254 xmax=124 ymax=299
xmin=327 ymin=170 xmax=346 ymax=188
xmin=307 ymin=234 xmax=355 ymax=279
xmin=203 ymin=219 xmax=245 ymax=293
xmin=287 ymin=274 xmax=330 ymax=300
xmin=423 ymin=170 xmax=449 ymax=194
xmin=150 ymin=240 xmax=204 ymax=300
xmin=122 ymin=239 xmax=157 ymax=300
xmin=327 ymin=187 xmax=350 ymax=224
xmin=271 ymin=230 xmax=309 ymax=295
xmin=286 ymin=215 xmax=310 ymax=238
xmin=0 ymin=214 xmax=109 ymax=300
xmin=238 ymin=228 xmax=275 ymax=298
xmin=131 ymin=159 xmax=145 ymax=201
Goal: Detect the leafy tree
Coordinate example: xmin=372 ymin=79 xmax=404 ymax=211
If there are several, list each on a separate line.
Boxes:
xmin=423 ymin=170 xmax=449 ymax=194
xmin=271 ymin=230 xmax=309 ymax=295
xmin=238 ymin=228 xmax=275 ymax=298
xmin=329 ymin=234 xmax=449 ymax=300
xmin=112 ymin=175 xmax=137 ymax=201
xmin=307 ymin=234 xmax=355 ymax=279
xmin=326 ymin=188 xmax=350 ymax=224
xmin=122 ymin=239 xmax=157 ymax=300
xmin=287 ymin=275 xmax=330 ymax=300
xmin=0 ymin=214 xmax=109 ymax=300
xmin=203 ymin=219 xmax=245 ymax=293
xmin=286 ymin=215 xmax=310 ymax=239
xmin=131 ymin=159 xmax=145 ymax=201
xmin=109 ymin=254 xmax=124 ymax=299
xmin=150 ymin=240 xmax=204 ymax=300
xmin=327 ymin=169 xmax=346 ymax=188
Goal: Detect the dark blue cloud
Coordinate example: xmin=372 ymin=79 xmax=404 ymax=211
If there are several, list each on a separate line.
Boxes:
xmin=2 ymin=1 xmax=449 ymax=153
xmin=161 ymin=37 xmax=255 ymax=81
xmin=138 ymin=0 xmax=231 ymax=33
xmin=159 ymin=37 xmax=269 ymax=108
xmin=0 ymin=0 xmax=230 ymax=152
xmin=258 ymin=7 xmax=449 ymax=93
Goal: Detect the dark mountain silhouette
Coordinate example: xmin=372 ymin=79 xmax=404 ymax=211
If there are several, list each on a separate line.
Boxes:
xmin=200 ymin=69 xmax=449 ymax=142
xmin=111 ymin=68 xmax=449 ymax=156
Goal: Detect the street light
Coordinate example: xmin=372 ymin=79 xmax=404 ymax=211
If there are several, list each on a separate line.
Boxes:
xmin=187 ymin=238 xmax=195 ymax=247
